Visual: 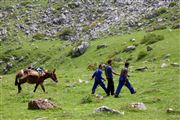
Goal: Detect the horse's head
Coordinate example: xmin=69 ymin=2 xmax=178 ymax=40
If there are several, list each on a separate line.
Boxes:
xmin=49 ymin=69 xmax=58 ymax=83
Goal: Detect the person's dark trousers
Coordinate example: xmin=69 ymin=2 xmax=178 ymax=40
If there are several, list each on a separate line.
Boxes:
xmin=107 ymin=77 xmax=114 ymax=95
xmin=92 ymin=79 xmax=108 ymax=94
xmin=115 ymin=78 xmax=135 ymax=96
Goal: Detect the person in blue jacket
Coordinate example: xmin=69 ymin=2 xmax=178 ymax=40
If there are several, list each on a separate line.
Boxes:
xmin=114 ymin=62 xmax=136 ymax=97
xmin=105 ymin=59 xmax=119 ymax=96
xmin=91 ymin=64 xmax=108 ymax=95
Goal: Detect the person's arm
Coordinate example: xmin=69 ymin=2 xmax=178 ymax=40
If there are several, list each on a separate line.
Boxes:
xmin=112 ymin=70 xmax=120 ymax=76
xmin=91 ymin=71 xmax=96 ymax=80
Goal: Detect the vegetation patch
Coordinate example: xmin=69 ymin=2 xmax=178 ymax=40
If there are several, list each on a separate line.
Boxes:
xmin=137 ymin=51 xmax=148 ymax=61
xmin=32 ymin=33 xmax=45 ymax=40
xmin=140 ymin=33 xmax=164 ymax=45
xmin=155 ymin=7 xmax=167 ymax=16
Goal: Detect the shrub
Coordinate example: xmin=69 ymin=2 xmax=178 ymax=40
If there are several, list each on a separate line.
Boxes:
xmin=155 ymin=8 xmax=167 ymax=16
xmin=32 ymin=33 xmax=45 ymax=40
xmin=81 ymin=95 xmax=92 ymax=104
xmin=20 ymin=1 xmax=31 ymax=6
xmin=140 ymin=33 xmax=164 ymax=45
xmin=153 ymin=24 xmax=167 ymax=31
xmin=137 ymin=51 xmax=148 ymax=61
xmin=169 ymin=2 xmax=177 ymax=7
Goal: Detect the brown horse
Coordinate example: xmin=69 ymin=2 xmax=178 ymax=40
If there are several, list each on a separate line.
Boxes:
xmin=15 ymin=69 xmax=58 ymax=93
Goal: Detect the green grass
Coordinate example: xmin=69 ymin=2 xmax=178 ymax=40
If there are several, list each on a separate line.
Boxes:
xmin=0 ymin=29 xmax=180 ymax=120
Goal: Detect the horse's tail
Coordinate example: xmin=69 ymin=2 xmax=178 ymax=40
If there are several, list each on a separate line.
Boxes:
xmin=15 ymin=75 xmax=19 ymax=86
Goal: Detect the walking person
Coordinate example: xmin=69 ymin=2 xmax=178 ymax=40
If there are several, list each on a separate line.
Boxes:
xmin=105 ymin=60 xmax=119 ymax=96
xmin=91 ymin=64 xmax=108 ymax=95
xmin=114 ymin=62 xmax=136 ymax=97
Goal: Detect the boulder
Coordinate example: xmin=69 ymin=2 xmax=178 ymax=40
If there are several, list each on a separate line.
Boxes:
xmin=28 ymin=99 xmax=56 ymax=110
xmin=72 ymin=42 xmax=89 ymax=57
xmin=128 ymin=102 xmax=146 ymax=110
xmin=94 ymin=106 xmax=124 ymax=115
xmin=123 ymin=46 xmax=136 ymax=52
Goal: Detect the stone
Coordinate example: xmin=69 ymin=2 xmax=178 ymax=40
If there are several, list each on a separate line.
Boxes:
xmin=146 ymin=45 xmax=153 ymax=51
xmin=28 ymin=99 xmax=56 ymax=110
xmin=163 ymin=54 xmax=171 ymax=59
xmin=129 ymin=38 xmax=136 ymax=42
xmin=95 ymin=94 xmax=104 ymax=100
xmin=72 ymin=42 xmax=89 ymax=57
xmin=135 ymin=66 xmax=148 ymax=72
xmin=161 ymin=63 xmax=168 ymax=68
xmin=96 ymin=44 xmax=108 ymax=49
xmin=167 ymin=108 xmax=174 ymax=113
xmin=171 ymin=63 xmax=179 ymax=67
xmin=94 ymin=106 xmax=124 ymax=115
xmin=0 ymin=76 xmax=2 ymax=80
xmin=128 ymin=102 xmax=146 ymax=110
xmin=123 ymin=46 xmax=136 ymax=52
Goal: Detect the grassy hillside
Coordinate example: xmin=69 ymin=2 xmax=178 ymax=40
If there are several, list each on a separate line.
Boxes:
xmin=0 ymin=29 xmax=180 ymax=120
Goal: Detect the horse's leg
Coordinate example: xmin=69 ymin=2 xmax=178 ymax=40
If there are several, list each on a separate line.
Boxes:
xmin=33 ymin=83 xmax=39 ymax=92
xmin=17 ymin=78 xmax=26 ymax=93
xmin=40 ymin=83 xmax=45 ymax=92
xmin=18 ymin=83 xmax=22 ymax=93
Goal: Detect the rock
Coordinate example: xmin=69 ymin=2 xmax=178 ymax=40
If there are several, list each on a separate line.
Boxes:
xmin=135 ymin=66 xmax=148 ymax=72
xmin=167 ymin=108 xmax=174 ymax=113
xmin=95 ymin=95 xmax=104 ymax=100
xmin=161 ymin=63 xmax=168 ymax=68
xmin=28 ymin=99 xmax=56 ymax=110
xmin=163 ymin=54 xmax=171 ymax=59
xmin=129 ymin=38 xmax=136 ymax=42
xmin=0 ymin=60 xmax=5 ymax=65
xmin=171 ymin=63 xmax=179 ymax=67
xmin=96 ymin=44 xmax=108 ymax=49
xmin=72 ymin=42 xmax=89 ymax=57
xmin=146 ymin=45 xmax=153 ymax=51
xmin=78 ymin=79 xmax=89 ymax=84
xmin=128 ymin=102 xmax=146 ymax=110
xmin=123 ymin=46 xmax=136 ymax=52
xmin=0 ymin=76 xmax=2 ymax=80
xmin=94 ymin=106 xmax=124 ymax=115
xmin=65 ymin=83 xmax=76 ymax=88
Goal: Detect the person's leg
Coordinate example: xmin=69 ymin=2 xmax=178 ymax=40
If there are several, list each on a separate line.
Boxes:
xmin=107 ymin=78 xmax=111 ymax=95
xmin=99 ymin=81 xmax=108 ymax=95
xmin=92 ymin=81 xmax=99 ymax=94
xmin=115 ymin=80 xmax=125 ymax=97
xmin=111 ymin=79 xmax=114 ymax=95
xmin=125 ymin=79 xmax=136 ymax=94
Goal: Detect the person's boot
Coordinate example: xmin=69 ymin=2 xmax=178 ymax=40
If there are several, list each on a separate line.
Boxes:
xmin=114 ymin=94 xmax=119 ymax=98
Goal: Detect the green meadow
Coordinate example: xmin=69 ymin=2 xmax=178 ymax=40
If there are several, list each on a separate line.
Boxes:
xmin=0 ymin=29 xmax=180 ymax=120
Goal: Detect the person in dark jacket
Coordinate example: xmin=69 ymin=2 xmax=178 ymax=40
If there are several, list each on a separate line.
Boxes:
xmin=114 ymin=62 xmax=136 ymax=97
xmin=105 ymin=60 xmax=119 ymax=96
xmin=91 ymin=64 xmax=108 ymax=95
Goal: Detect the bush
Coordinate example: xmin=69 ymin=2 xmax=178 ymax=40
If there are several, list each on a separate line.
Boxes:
xmin=140 ymin=33 xmax=164 ymax=45
xmin=20 ymin=1 xmax=31 ymax=6
xmin=81 ymin=95 xmax=92 ymax=104
xmin=155 ymin=8 xmax=167 ymax=16
xmin=169 ymin=2 xmax=177 ymax=7
xmin=137 ymin=51 xmax=148 ymax=61
xmin=153 ymin=24 xmax=167 ymax=31
xmin=32 ymin=33 xmax=45 ymax=40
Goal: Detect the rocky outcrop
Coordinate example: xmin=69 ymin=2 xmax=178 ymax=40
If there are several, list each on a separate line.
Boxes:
xmin=0 ymin=0 xmax=176 ymax=41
